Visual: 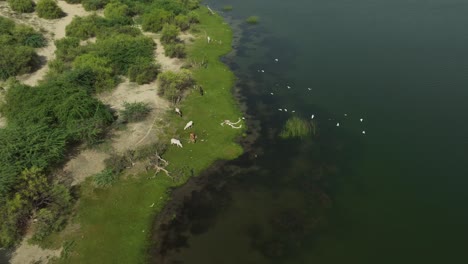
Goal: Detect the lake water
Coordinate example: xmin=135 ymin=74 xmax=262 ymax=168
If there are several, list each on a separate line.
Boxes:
xmin=151 ymin=0 xmax=468 ymax=263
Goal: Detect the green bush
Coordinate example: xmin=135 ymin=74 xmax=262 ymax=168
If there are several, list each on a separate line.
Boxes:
xmin=91 ymin=34 xmax=155 ymax=75
xmin=7 ymin=0 xmax=35 ymax=13
xmin=0 ymin=194 xmax=30 ymax=247
xmin=141 ymin=8 xmax=173 ymax=32
xmin=160 ymin=24 xmax=179 ymax=44
xmin=64 ymin=0 xmax=81 ymax=3
xmin=65 ymin=14 xmax=107 ymax=40
xmin=164 ymin=43 xmax=185 ymax=58
xmin=157 ymin=70 xmax=194 ymax=102
xmin=0 ymin=16 xmax=15 ymax=35
xmin=36 ymin=0 xmax=64 ymax=19
xmin=0 ymin=46 xmax=39 ymax=80
xmin=187 ymin=11 xmax=199 ymax=23
xmin=93 ymin=169 xmax=118 ymax=187
xmin=73 ymin=54 xmax=117 ymax=92
xmin=127 ymin=58 xmax=160 ymax=84
xmin=120 ymin=101 xmax=151 ymax=123
xmin=81 ymin=0 xmax=108 ymax=11
xmin=12 ymin=25 xmax=46 ymax=48
xmin=174 ymin=14 xmax=190 ymax=31
xmin=54 ymin=37 xmax=83 ymax=63
xmin=104 ymin=1 xmax=132 ymax=25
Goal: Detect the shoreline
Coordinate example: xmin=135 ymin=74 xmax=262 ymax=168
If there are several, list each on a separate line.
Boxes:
xmin=36 ymin=6 xmax=248 ymax=264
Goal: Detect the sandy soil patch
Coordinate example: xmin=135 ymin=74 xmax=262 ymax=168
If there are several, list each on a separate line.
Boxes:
xmin=98 ymin=79 xmax=170 ymax=152
xmin=64 ymin=149 xmax=110 ymax=186
xmin=11 ymin=234 xmax=61 ymax=264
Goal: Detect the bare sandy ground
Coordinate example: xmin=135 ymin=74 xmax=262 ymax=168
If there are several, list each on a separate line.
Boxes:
xmin=11 ymin=234 xmax=61 ymax=264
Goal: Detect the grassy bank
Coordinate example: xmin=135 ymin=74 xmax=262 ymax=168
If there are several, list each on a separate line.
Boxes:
xmin=51 ymin=8 xmax=243 ymax=264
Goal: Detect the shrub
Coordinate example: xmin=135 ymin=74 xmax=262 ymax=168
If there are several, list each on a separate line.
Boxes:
xmin=104 ymin=1 xmax=132 ymax=25
xmin=93 ymin=169 xmax=118 ymax=187
xmin=174 ymin=14 xmax=190 ymax=31
xmin=127 ymin=58 xmax=160 ymax=84
xmin=54 ymin=37 xmax=83 ymax=62
xmin=160 ymin=24 xmax=179 ymax=44
xmin=187 ymin=11 xmax=199 ymax=23
xmin=92 ymin=34 xmax=155 ymax=75
xmin=141 ymin=8 xmax=173 ymax=32
xmin=64 ymin=0 xmax=80 ymax=3
xmin=280 ymin=117 xmax=313 ymax=139
xmin=164 ymin=43 xmax=185 ymax=58
xmin=157 ymin=70 xmax=194 ymax=101
xmin=7 ymin=0 xmax=35 ymax=13
xmin=246 ymin=16 xmax=259 ymax=24
xmin=13 ymin=25 xmax=46 ymax=48
xmin=0 ymin=16 xmax=15 ymax=35
xmin=0 ymin=46 xmax=39 ymax=80
xmin=0 ymin=194 xmax=30 ymax=247
xmin=36 ymin=0 xmax=64 ymax=19
xmin=81 ymin=0 xmax=108 ymax=11
xmin=73 ymin=54 xmax=117 ymax=92
xmin=120 ymin=102 xmax=151 ymax=123
xmin=65 ymin=14 xmax=106 ymax=39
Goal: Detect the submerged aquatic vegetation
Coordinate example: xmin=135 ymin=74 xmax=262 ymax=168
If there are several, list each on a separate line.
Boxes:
xmin=246 ymin=16 xmax=259 ymax=24
xmin=280 ymin=117 xmax=314 ymax=139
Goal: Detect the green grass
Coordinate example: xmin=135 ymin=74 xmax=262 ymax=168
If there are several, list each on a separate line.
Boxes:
xmin=280 ymin=116 xmax=314 ymax=139
xmin=50 ymin=7 xmax=243 ymax=264
xmin=246 ymin=15 xmax=260 ymax=24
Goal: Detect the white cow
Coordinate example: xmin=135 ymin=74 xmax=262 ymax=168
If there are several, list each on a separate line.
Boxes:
xmin=170 ymin=138 xmax=183 ymax=148
xmin=184 ymin=121 xmax=193 ymax=130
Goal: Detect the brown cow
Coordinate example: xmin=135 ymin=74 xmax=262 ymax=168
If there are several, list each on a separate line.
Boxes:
xmin=189 ymin=132 xmax=197 ymax=143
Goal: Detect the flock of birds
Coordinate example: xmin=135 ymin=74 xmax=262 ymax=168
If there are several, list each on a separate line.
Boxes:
xmin=260 ymin=58 xmax=367 ymax=135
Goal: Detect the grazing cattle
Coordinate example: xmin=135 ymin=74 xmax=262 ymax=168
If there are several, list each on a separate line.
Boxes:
xmin=170 ymin=138 xmax=183 ymax=148
xmin=184 ymin=121 xmax=193 ymax=130
xmin=175 ymin=107 xmax=182 ymax=117
xmin=189 ymin=132 xmax=197 ymax=143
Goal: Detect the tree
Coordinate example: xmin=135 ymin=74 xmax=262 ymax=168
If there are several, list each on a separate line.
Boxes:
xmin=36 ymin=0 xmax=65 ymax=19
xmin=7 ymin=0 xmax=35 ymax=13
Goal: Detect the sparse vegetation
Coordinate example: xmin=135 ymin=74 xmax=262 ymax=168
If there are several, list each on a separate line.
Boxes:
xmin=93 ymin=169 xmax=118 ymax=187
xmin=141 ymin=8 xmax=173 ymax=32
xmin=246 ymin=15 xmax=260 ymax=24
xmin=222 ymin=5 xmax=233 ymax=11
xmin=36 ymin=0 xmax=65 ymax=19
xmin=280 ymin=117 xmax=313 ymax=139
xmin=127 ymin=58 xmax=160 ymax=84
xmin=164 ymin=43 xmax=186 ymax=58
xmin=120 ymin=101 xmax=151 ymax=123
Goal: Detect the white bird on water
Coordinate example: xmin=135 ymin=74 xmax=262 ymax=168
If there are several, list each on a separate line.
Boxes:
xmin=287 ymin=85 xmax=291 ymax=89
xmin=278 ymin=108 xmax=283 ymax=111
xmin=336 ymin=123 xmax=340 ymax=127
xmin=270 ymin=92 xmax=274 ymax=95
xmin=362 ymin=130 xmax=366 ymax=134
xmin=284 ymin=109 xmax=288 ymax=112
xmin=291 ymin=110 xmax=296 ymax=113
xmin=308 ymin=88 xmax=312 ymax=91
xmin=311 ymin=114 xmax=315 ymax=119
xmin=360 ymin=118 xmax=364 ymax=122
xmin=261 ymin=70 xmax=265 ymax=73
xmin=275 ymin=58 xmax=279 ymax=62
